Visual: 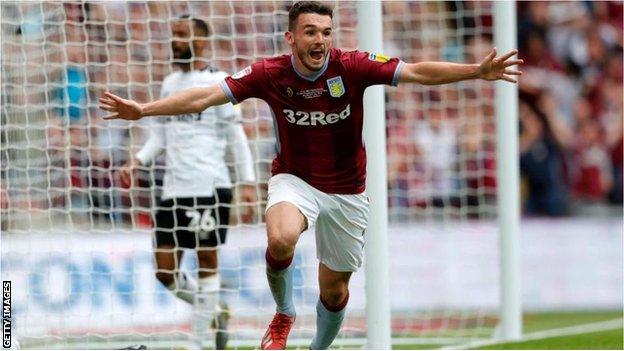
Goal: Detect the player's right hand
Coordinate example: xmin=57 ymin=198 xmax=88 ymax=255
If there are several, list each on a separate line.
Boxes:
xmin=119 ymin=159 xmax=142 ymax=188
xmin=99 ymin=92 xmax=143 ymax=120
xmin=238 ymin=184 xmax=258 ymax=223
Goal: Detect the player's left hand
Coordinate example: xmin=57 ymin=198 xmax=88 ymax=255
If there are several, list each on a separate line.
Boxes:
xmin=478 ymin=48 xmax=523 ymax=83
xmin=238 ymin=184 xmax=257 ymax=223
xmin=99 ymin=92 xmax=143 ymax=120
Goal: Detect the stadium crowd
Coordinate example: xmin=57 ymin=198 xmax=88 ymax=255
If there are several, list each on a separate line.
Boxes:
xmin=2 ymin=1 xmax=622 ymax=229
xmin=384 ymin=1 xmax=623 ymax=219
xmin=516 ymin=2 xmax=623 ymax=216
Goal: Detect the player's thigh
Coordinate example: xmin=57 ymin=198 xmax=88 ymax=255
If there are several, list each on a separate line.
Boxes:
xmin=266 ymin=174 xmax=319 ymax=245
xmin=195 ymin=190 xmax=232 ymax=247
xmin=161 ymin=196 xmax=221 ymax=248
xmin=196 ymin=189 xmax=232 ymax=273
xmin=154 ymin=198 xmax=197 ymax=248
xmin=153 ymin=199 xmax=184 ymax=270
xmin=315 ymin=193 xmax=370 ymax=272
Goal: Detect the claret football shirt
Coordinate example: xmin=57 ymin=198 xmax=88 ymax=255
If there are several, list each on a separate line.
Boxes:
xmin=221 ymin=48 xmax=404 ymax=194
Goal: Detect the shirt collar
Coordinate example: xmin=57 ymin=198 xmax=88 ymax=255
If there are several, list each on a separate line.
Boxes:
xmin=290 ymin=53 xmax=329 ymax=82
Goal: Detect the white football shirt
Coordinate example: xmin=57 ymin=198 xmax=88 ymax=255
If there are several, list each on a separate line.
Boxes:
xmin=136 ymin=68 xmax=255 ymax=200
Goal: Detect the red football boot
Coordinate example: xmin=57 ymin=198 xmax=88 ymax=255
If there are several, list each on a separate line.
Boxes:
xmin=260 ymin=313 xmax=296 ymax=350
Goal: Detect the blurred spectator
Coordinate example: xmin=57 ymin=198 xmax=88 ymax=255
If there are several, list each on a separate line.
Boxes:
xmin=57 ymin=4 xmax=89 ymax=123
xmin=608 ymin=136 xmax=623 ymax=205
xmin=572 ymin=118 xmax=613 ymax=201
xmin=519 ymin=95 xmax=573 ymax=217
xmin=386 ymin=90 xmax=413 ymax=219
xmin=56 ymin=52 xmax=88 ymax=123
xmin=457 ymin=97 xmax=497 ymax=217
xmin=412 ymin=94 xmax=460 ymax=209
xmin=68 ymin=124 xmax=89 ymax=219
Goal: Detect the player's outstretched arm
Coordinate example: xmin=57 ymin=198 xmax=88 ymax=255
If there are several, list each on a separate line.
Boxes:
xmin=398 ymin=48 xmax=523 ymax=85
xmin=99 ymin=84 xmax=229 ymax=121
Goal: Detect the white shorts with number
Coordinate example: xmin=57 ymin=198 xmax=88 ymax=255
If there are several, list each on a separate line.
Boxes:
xmin=266 ymin=173 xmax=370 ymax=272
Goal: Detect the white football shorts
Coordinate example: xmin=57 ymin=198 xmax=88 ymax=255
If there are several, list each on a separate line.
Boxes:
xmin=266 ymin=173 xmax=370 ymax=272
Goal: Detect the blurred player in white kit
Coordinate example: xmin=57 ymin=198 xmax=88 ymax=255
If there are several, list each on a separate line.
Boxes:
xmin=119 ymin=15 xmax=256 ymax=350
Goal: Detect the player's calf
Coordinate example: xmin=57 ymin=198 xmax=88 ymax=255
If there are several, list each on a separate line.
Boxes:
xmin=157 ymin=270 xmax=197 ymax=305
xmin=311 ymin=264 xmax=352 ymax=349
xmin=265 ymin=249 xmax=296 ymax=317
xmin=310 ymin=291 xmax=350 ymax=350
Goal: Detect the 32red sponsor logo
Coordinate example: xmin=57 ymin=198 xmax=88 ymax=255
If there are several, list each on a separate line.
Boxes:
xmin=283 ymin=104 xmax=351 ymax=126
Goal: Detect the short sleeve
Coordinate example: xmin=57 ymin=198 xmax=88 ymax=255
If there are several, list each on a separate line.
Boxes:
xmin=220 ymin=61 xmax=266 ymax=104
xmin=347 ymin=51 xmax=404 ymax=88
xmin=213 ymin=71 xmax=243 ymax=123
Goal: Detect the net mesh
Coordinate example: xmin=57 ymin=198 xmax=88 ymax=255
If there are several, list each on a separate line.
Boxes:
xmin=1 ymin=1 xmax=499 ymax=349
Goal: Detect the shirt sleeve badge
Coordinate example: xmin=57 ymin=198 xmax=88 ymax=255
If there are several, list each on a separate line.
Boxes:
xmin=232 ymin=66 xmax=252 ymax=79
xmin=327 ymin=76 xmax=345 ymax=98
xmin=368 ymin=52 xmax=390 ymax=63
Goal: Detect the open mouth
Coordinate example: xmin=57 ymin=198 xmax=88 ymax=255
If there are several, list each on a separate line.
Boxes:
xmin=310 ymin=49 xmax=324 ymax=61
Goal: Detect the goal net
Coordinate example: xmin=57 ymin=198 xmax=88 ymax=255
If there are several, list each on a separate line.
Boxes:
xmin=1 ymin=1 xmax=501 ymax=349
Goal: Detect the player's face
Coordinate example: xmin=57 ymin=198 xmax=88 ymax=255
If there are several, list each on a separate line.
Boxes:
xmin=171 ymin=20 xmax=193 ymax=61
xmin=286 ymin=13 xmax=333 ymax=73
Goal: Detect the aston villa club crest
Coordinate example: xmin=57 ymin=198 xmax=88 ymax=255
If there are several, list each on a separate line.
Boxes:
xmin=327 ymin=76 xmax=345 ymax=98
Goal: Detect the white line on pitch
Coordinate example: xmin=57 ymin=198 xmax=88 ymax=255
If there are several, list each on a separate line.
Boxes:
xmin=439 ymin=318 xmax=623 ymax=350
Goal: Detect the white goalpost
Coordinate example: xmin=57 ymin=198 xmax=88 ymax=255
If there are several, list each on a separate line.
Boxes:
xmin=358 ymin=1 xmax=392 ymax=349
xmin=1 ymin=1 xmax=521 ymax=349
xmin=493 ymin=0 xmax=522 ymax=342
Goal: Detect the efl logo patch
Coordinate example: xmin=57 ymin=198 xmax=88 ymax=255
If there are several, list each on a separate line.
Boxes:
xmin=368 ymin=52 xmax=390 ymax=63
xmin=232 ymin=66 xmax=252 ymax=79
xmin=327 ymin=76 xmax=345 ymax=98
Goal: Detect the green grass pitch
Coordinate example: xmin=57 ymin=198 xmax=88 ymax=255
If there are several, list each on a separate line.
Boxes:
xmin=392 ymin=311 xmax=623 ymax=350
xmin=477 ymin=328 xmax=622 ymax=349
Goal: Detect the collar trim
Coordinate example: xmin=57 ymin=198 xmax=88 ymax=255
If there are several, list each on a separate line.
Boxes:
xmin=290 ymin=53 xmax=329 ymax=82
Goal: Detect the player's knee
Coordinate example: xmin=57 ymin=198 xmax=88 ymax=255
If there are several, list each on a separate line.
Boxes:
xmin=155 ymin=271 xmax=174 ymax=287
xmin=321 ymin=286 xmax=348 ymax=307
xmin=267 ymin=232 xmax=297 ymax=259
xmin=197 ymin=248 xmax=218 ymax=268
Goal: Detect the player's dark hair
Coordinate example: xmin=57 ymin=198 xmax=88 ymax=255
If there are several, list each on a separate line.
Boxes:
xmin=288 ymin=1 xmax=333 ymax=31
xmin=178 ymin=14 xmax=211 ymax=37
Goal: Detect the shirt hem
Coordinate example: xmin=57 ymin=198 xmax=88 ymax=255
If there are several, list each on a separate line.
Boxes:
xmin=161 ymin=191 xmax=216 ymax=200
xmin=272 ymin=171 xmax=366 ymax=195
